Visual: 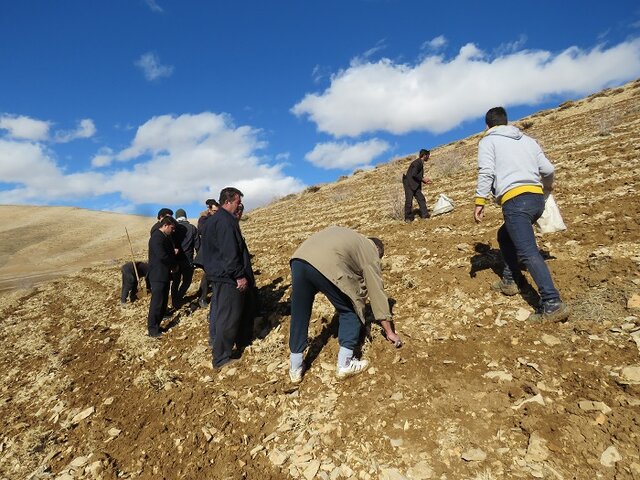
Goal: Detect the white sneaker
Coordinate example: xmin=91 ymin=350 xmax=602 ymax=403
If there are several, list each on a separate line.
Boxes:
xmin=336 ymin=359 xmax=369 ymax=380
xmin=289 ymin=367 xmax=304 ymax=384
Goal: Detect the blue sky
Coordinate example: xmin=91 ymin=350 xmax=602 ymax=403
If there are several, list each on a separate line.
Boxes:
xmin=1 ymin=1 xmax=639 ymax=217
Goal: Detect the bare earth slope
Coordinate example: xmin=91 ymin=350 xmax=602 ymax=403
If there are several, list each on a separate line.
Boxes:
xmin=0 ymin=206 xmax=153 ymax=292
xmin=1 ymin=80 xmax=639 ymax=479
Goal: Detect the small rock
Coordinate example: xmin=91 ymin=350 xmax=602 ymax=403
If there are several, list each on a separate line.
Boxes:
xmin=103 ymin=397 xmax=114 ymax=405
xmin=483 ymin=370 xmax=513 ymax=382
xmin=461 ymin=448 xmax=486 ymax=462
xmin=627 ymin=294 xmax=640 ymax=309
xmin=268 ymin=449 xmax=288 ymax=466
xmin=525 ymin=432 xmax=550 ymax=462
xmin=619 ymin=366 xmax=640 ymax=384
xmin=541 ymin=334 xmax=561 ymax=346
xmin=380 ymin=468 xmax=408 ymax=480
xmin=107 ymin=427 xmax=121 ymax=438
xmin=600 ymin=446 xmax=622 ymax=467
xmin=578 ymin=400 xmax=612 ymax=414
xmin=512 ymin=394 xmax=545 ymax=410
xmin=515 ymin=308 xmax=530 ymax=321
xmin=406 ymin=461 xmax=434 ymax=479
xmin=303 ymin=460 xmax=320 ymax=480
xmin=390 ymin=438 xmax=404 ymax=447
xmin=70 ymin=407 xmax=95 ymax=425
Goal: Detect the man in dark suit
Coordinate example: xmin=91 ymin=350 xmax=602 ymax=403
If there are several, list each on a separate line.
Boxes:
xmin=201 ymin=187 xmax=253 ymax=368
xmin=147 ymin=216 xmax=178 ymax=338
xmin=171 ymin=208 xmax=200 ymax=308
xmin=402 ymin=149 xmax=432 ymax=222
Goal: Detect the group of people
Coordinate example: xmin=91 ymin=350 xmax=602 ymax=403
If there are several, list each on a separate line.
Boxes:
xmin=123 ymin=105 xmax=569 ymax=382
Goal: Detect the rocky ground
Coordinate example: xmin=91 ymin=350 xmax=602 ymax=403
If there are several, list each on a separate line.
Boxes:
xmin=1 ymin=80 xmax=639 ymax=480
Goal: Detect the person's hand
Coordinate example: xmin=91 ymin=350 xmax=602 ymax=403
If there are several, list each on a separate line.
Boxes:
xmin=474 ymin=205 xmax=484 ymax=223
xmin=380 ymin=319 xmax=402 ymax=348
xmin=236 ymin=277 xmax=248 ymax=291
xmin=423 ymin=177 xmax=432 ymax=185
xmin=174 ymin=248 xmax=179 ymax=255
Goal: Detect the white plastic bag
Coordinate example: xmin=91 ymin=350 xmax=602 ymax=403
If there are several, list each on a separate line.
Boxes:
xmin=535 ymin=194 xmax=567 ymax=233
xmin=431 ymin=193 xmax=455 ymax=216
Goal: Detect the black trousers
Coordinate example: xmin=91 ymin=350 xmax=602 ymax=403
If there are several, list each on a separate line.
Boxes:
xmin=147 ymin=281 xmax=170 ymax=335
xmin=403 ymin=182 xmax=428 ymax=220
xmin=211 ymin=282 xmax=252 ymax=368
xmin=171 ymin=261 xmax=194 ymax=307
xmin=121 ymin=272 xmax=137 ymax=303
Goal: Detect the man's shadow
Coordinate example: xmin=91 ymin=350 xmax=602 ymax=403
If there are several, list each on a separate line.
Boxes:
xmin=469 ymin=242 xmax=545 ymax=309
xmin=253 ymin=276 xmax=290 ymax=339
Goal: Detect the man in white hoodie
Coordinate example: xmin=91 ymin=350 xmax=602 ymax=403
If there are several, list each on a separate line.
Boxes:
xmin=474 ymin=107 xmax=569 ymax=323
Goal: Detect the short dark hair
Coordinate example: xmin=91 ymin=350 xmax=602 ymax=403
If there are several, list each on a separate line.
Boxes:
xmin=485 ymin=107 xmax=508 ymax=128
xmin=368 ymin=237 xmax=384 ymax=258
xmin=419 ymin=149 xmax=430 ymax=158
xmin=160 ymin=216 xmax=177 ymax=227
xmin=219 ymin=187 xmax=243 ymax=205
xmin=206 ymin=198 xmax=219 ymax=207
xmin=157 ymin=207 xmax=173 ymax=220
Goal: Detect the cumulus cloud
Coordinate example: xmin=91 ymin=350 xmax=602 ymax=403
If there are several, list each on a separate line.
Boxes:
xmin=292 ymin=38 xmax=640 ymax=137
xmin=54 ymin=119 xmax=96 ymax=143
xmin=0 ymin=112 xmax=304 ymax=210
xmin=305 ymin=139 xmax=390 ymax=170
xmin=135 ymin=52 xmax=174 ymax=81
xmin=0 ymin=114 xmax=50 ymax=141
xmin=421 ymin=35 xmax=447 ymax=52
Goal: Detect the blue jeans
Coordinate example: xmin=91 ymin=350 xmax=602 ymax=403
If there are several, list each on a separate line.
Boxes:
xmin=289 ymin=259 xmax=361 ymax=354
xmin=499 ymin=193 xmax=560 ymax=306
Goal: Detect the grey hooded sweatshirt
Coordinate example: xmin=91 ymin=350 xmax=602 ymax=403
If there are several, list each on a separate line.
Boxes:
xmin=475 ymin=125 xmax=555 ymax=205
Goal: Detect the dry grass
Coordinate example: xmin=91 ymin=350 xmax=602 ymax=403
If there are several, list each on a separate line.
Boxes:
xmin=430 ymin=151 xmax=466 ymax=178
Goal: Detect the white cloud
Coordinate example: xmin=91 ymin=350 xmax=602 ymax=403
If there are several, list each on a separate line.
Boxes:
xmin=55 ymin=118 xmax=96 ymax=143
xmin=0 ymin=114 xmax=50 ymax=141
xmin=305 ymin=139 xmax=390 ymax=170
xmin=422 ymin=35 xmax=447 ymax=51
xmin=135 ymin=52 xmax=174 ymax=81
xmin=0 ymin=112 xmax=304 ymax=210
xmin=292 ymin=38 xmax=640 ymax=137
xmin=144 ymin=0 xmax=163 ymax=13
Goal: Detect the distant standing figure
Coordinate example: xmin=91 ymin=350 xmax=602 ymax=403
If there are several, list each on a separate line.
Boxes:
xmin=402 ymin=149 xmax=432 ymax=222
xmin=474 ymin=106 xmax=569 ymax=323
xmin=288 ymin=226 xmax=401 ymax=384
xmin=147 ymin=216 xmax=178 ymax=338
xmin=171 ymin=208 xmax=200 ymax=308
xmin=120 ymin=261 xmax=149 ymax=305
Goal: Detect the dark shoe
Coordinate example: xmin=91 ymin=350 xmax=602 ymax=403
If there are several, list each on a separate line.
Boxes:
xmin=213 ymin=357 xmax=240 ymax=371
xmin=491 ymin=279 xmax=519 ymax=296
xmin=148 ymin=331 xmax=162 ymax=338
xmin=528 ymin=302 xmax=570 ymax=323
xmin=404 ymin=218 xmax=414 ymax=223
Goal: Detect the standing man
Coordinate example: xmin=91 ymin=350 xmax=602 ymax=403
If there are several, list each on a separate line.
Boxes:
xmin=195 ymin=199 xmax=219 ymax=308
xmin=172 ymin=208 xmax=200 ymax=308
xmin=474 ymin=106 xmax=569 ymax=323
xmin=403 ymin=149 xmax=432 ymax=222
xmin=288 ymin=226 xmax=401 ymax=384
xmin=147 ymin=216 xmax=178 ymax=337
xmin=150 ymin=207 xmax=174 ymax=235
xmin=201 ymin=187 xmax=253 ymax=368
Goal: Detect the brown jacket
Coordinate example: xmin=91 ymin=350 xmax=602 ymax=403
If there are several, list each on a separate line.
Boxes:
xmin=291 ymin=226 xmax=392 ymax=323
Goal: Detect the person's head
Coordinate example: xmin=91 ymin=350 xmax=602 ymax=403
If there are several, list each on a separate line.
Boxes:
xmin=206 ymin=198 xmax=219 ymax=212
xmin=485 ymin=107 xmax=508 ymax=128
xmin=235 ymin=202 xmax=244 ymax=221
xmin=175 ymin=208 xmax=187 ymax=219
xmin=159 ymin=215 xmax=177 ymax=234
xmin=419 ymin=149 xmax=430 ymax=160
xmin=157 ymin=207 xmax=173 ymax=220
xmin=368 ymin=237 xmax=385 ymax=258
xmin=219 ymin=187 xmax=244 ymax=214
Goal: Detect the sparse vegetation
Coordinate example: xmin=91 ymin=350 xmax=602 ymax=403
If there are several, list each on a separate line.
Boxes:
xmin=430 ymin=151 xmax=466 ymax=178
xmin=558 ymin=100 xmax=575 ymax=110
xmin=595 ymin=114 xmax=617 ymax=136
xmin=387 ymin=186 xmax=404 ymax=220
xmin=304 ymin=185 xmax=321 ymax=194
xmin=519 ymin=120 xmax=534 ymax=130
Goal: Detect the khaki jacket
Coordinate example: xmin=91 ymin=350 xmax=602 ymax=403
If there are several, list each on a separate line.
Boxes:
xmin=291 ymin=226 xmax=392 ymax=323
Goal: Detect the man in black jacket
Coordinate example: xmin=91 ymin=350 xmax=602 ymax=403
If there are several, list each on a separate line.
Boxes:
xmin=120 ymin=261 xmax=149 ymax=305
xmin=402 ymin=149 xmax=432 ymax=222
xmin=171 ymin=208 xmax=200 ymax=308
xmin=201 ymin=187 xmax=253 ymax=368
xmin=147 ymin=216 xmax=178 ymax=338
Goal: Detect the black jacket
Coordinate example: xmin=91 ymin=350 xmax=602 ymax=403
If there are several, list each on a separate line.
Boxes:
xmin=201 ymin=208 xmax=251 ymax=285
xmin=403 ymin=158 xmax=424 ymax=190
xmin=148 ymin=229 xmax=177 ymax=283
xmin=174 ymin=220 xmax=200 ymax=263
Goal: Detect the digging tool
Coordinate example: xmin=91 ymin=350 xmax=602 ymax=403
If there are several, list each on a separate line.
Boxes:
xmin=125 ymin=227 xmax=148 ymax=297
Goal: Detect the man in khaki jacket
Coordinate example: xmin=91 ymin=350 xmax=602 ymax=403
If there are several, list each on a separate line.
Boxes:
xmin=288 ymin=226 xmax=401 ymax=383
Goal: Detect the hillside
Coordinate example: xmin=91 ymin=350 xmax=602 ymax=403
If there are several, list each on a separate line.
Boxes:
xmin=0 ymin=206 xmax=153 ymax=292
xmin=1 ymin=79 xmax=639 ymax=479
